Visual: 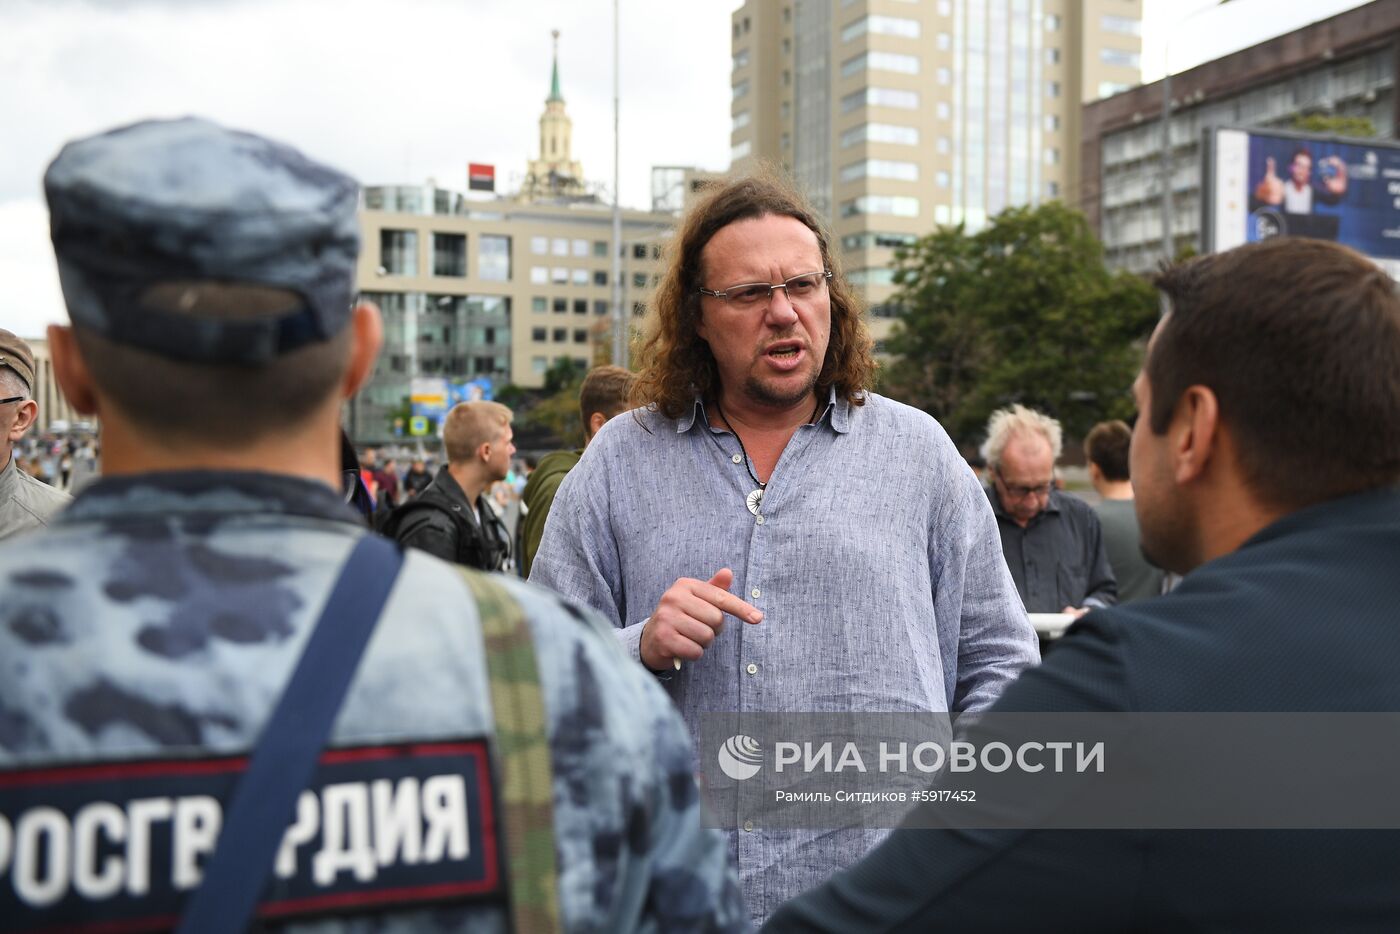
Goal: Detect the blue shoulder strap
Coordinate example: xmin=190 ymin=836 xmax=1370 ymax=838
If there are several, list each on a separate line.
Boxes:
xmin=176 ymin=534 xmax=404 ymax=934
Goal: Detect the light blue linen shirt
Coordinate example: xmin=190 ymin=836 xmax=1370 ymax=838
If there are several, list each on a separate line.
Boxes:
xmin=531 ymin=389 xmax=1038 ymax=924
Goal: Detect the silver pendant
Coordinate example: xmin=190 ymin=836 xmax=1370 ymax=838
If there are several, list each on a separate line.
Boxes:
xmin=746 ymin=488 xmax=764 ymax=516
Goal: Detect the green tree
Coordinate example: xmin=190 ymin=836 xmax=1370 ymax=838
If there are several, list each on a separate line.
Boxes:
xmin=884 ymin=203 xmax=1158 ymax=444
xmin=1289 ymin=114 xmax=1377 ymax=138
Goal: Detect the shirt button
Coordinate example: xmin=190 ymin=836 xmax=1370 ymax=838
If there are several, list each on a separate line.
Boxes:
xmin=732 ymin=454 xmax=743 ymax=464
xmin=755 ymin=515 xmax=765 ymax=525
xmin=751 ymin=588 xmax=761 ymax=599
xmin=746 ymin=663 xmax=758 ymax=675
xmin=743 ymin=820 xmax=754 ymax=832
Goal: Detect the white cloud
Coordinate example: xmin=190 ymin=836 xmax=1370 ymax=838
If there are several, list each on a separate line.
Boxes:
xmin=0 ymin=199 xmax=64 ymax=340
xmin=2 ymin=0 xmax=736 ymax=331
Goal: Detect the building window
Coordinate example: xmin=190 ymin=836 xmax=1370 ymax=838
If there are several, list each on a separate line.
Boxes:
xmin=551 ymin=267 xmax=569 ymax=284
xmin=1098 ymin=81 xmax=1131 ymax=98
xmin=571 ymin=239 xmax=589 ymax=257
xmin=780 ymin=101 xmax=790 ymax=120
xmin=732 ymin=140 xmax=752 ymax=161
xmin=1100 ymin=48 xmax=1141 ymax=69
xmin=633 ymin=272 xmax=647 ymax=288
xmin=551 ymin=238 xmax=568 ymax=257
xmin=479 ymin=234 xmax=511 ymax=281
xmin=532 ymin=296 xmax=547 ymax=312
xmin=733 ymin=109 xmax=751 ymax=131
xmin=573 ymin=299 xmax=588 ymax=315
xmin=1047 ymin=80 xmax=1061 ymax=98
xmin=733 ymin=49 xmax=750 ymax=69
xmin=632 ymin=302 xmax=646 ymax=317
xmin=841 ymin=123 xmax=920 ymax=147
xmin=847 ymin=268 xmax=897 ymax=287
xmin=936 ymin=170 xmax=950 ymax=188
xmin=936 ymin=0 xmax=951 ymax=14
xmin=631 ymin=244 xmax=647 ymax=260
xmin=530 ymin=266 xmax=548 ymax=284
xmin=1045 ymin=114 xmax=1060 ymax=132
xmin=531 ymin=327 xmax=547 ymax=342
xmin=573 ymin=329 xmax=589 ymax=344
xmin=1047 ymin=180 xmax=1061 ymax=198
xmin=593 ymin=270 xmax=608 ymax=286
xmin=571 ymin=268 xmax=589 ymax=286
xmin=842 ymin=15 xmax=920 ymax=42
xmin=552 ymin=328 xmax=567 ymax=343
xmin=840 ymin=159 xmax=919 ymax=182
xmin=530 ymin=236 xmax=549 ymax=255
xmin=733 ymin=79 xmax=750 ymax=100
xmin=431 ymin=233 xmax=466 ymax=277
xmin=781 ymin=132 xmax=791 ymax=150
xmin=842 ymin=87 xmax=919 ymax=112
xmin=594 ymin=300 xmax=609 ymax=315
xmin=1101 ymin=15 xmax=1142 ymax=36
xmin=533 ymin=356 xmax=548 ymax=375
xmin=841 ymin=195 xmax=919 ymax=218
xmin=936 ymin=102 xmax=950 ymax=120
xmin=593 ymin=240 xmax=608 ymax=257
xmin=379 ymin=230 xmax=417 ymax=276
xmin=1046 ymin=48 xmax=1060 ymax=65
xmin=841 ymin=231 xmax=917 ymax=251
xmin=936 ymin=32 xmax=951 ymax=51
xmin=782 ymin=37 xmax=791 ymax=54
xmin=1045 ymin=148 xmax=1060 ymax=165
xmin=936 ymin=67 xmax=951 ymax=86
xmin=1045 ymin=13 xmax=1060 ymax=31
xmin=782 ymin=69 xmax=790 ymax=87
xmin=842 ymin=51 xmax=920 ymax=78
xmin=553 ymin=298 xmax=567 ymax=313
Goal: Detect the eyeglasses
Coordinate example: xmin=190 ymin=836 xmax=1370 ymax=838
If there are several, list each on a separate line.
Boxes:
xmin=995 ymin=467 xmax=1054 ymax=500
xmin=0 ymin=396 xmax=25 ymax=405
xmin=698 ymin=270 xmax=832 ymax=308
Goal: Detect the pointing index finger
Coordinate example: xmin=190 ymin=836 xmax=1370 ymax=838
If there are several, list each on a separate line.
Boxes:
xmin=691 ymin=579 xmax=764 ymax=624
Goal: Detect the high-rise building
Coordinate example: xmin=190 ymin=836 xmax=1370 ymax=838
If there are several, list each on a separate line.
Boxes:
xmin=729 ymin=0 xmax=1141 ymax=340
xmin=348 ymin=36 xmax=676 ymax=443
xmin=1082 ymin=1 xmax=1399 ymax=275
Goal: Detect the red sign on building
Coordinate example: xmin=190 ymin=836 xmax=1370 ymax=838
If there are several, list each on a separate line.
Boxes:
xmin=468 ymin=163 xmax=495 ymax=192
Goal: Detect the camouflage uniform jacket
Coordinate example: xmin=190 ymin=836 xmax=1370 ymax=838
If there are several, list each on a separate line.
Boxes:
xmin=0 ymin=471 xmax=747 ymax=933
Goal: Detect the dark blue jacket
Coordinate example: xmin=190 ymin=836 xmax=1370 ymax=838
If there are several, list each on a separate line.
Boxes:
xmin=766 ymin=488 xmax=1400 ymax=932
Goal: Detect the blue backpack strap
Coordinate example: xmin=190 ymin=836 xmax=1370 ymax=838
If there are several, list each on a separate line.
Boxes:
xmin=176 ymin=534 xmax=404 ymax=934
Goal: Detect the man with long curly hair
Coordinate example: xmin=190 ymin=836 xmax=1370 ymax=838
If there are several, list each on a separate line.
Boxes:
xmin=531 ymin=173 xmax=1037 ymax=924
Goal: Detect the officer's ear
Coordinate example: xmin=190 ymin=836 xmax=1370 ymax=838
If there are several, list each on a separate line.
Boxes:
xmin=340 ymin=301 xmax=384 ymax=400
xmin=47 ymin=325 xmax=98 ymax=415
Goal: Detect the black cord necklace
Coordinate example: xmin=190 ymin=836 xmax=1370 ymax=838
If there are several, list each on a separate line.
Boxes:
xmin=716 ymin=398 xmax=767 ymax=516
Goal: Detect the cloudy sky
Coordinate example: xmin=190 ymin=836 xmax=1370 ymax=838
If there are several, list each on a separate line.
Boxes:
xmin=0 ymin=0 xmax=1372 ymax=338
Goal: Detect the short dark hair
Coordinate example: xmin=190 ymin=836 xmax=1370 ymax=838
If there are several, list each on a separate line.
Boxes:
xmin=1291 ymin=147 xmax=1313 ymax=164
xmin=1148 ymin=239 xmax=1400 ymax=509
xmin=579 ymin=365 xmax=635 ymax=428
xmin=1084 ymin=420 xmax=1132 ymax=482
xmin=73 ymin=283 xmax=353 ymax=445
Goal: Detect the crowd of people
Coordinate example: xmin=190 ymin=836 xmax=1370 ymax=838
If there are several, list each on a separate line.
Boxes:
xmin=3 ymin=116 xmax=1400 ymax=933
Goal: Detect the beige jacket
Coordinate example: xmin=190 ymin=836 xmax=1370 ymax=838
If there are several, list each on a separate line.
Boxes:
xmin=0 ymin=453 xmax=71 ymax=540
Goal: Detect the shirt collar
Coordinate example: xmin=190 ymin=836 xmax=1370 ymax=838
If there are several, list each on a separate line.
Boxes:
xmin=679 ymin=385 xmax=851 ymax=435
xmin=59 ymin=470 xmax=364 ymax=527
xmin=0 ymin=455 xmax=18 ymax=501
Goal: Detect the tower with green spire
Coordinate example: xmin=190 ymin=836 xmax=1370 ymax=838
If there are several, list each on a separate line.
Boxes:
xmin=522 ymin=29 xmax=586 ymax=202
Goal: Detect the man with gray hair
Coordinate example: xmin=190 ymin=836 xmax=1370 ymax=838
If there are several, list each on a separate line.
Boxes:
xmin=0 ymin=329 xmax=69 ymax=538
xmin=982 ymin=403 xmax=1115 ymax=615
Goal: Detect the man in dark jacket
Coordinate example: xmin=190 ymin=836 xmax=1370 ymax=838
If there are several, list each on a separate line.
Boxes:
xmin=382 ymin=401 xmax=514 ymax=571
xmin=519 ymin=365 xmax=634 ymax=576
xmin=765 ymin=237 xmax=1400 ymax=932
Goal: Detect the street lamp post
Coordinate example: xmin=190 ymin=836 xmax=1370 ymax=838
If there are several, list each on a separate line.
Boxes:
xmin=610 ymin=0 xmax=626 ymax=367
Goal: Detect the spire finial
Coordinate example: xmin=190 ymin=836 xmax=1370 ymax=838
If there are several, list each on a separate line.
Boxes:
xmin=548 ymin=30 xmax=563 ymax=102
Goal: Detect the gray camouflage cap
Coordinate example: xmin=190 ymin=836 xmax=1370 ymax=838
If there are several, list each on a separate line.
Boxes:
xmin=44 ymin=116 xmax=360 ymax=366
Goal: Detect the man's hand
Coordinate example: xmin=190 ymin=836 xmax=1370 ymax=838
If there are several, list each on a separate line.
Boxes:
xmin=640 ymin=568 xmax=763 ymax=672
xmin=1253 ymin=157 xmax=1283 ymax=205
xmin=1061 ymin=606 xmax=1090 ymax=620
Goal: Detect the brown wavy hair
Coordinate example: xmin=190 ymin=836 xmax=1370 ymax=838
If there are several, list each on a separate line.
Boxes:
xmin=631 ymin=170 xmax=876 ymax=419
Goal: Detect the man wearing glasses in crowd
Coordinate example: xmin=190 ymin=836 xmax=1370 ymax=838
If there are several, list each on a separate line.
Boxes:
xmin=531 ymin=174 xmax=1037 ymax=926
xmin=0 ymin=329 xmax=69 ymax=539
xmin=982 ymin=403 xmax=1116 ymax=617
